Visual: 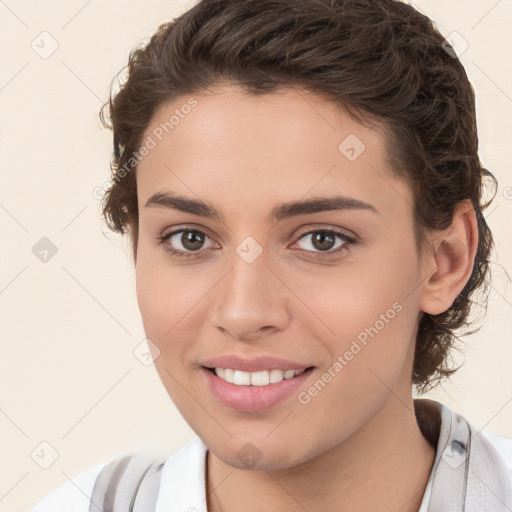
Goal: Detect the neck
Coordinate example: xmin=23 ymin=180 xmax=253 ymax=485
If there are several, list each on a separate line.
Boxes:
xmin=206 ymin=395 xmax=436 ymax=512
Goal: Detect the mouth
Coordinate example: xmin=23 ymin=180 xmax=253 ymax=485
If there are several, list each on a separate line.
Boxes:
xmin=201 ymin=365 xmax=316 ymax=412
xmin=203 ymin=366 xmax=315 ymax=386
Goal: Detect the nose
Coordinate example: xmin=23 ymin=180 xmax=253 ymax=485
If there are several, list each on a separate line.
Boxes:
xmin=209 ymin=247 xmax=290 ymax=342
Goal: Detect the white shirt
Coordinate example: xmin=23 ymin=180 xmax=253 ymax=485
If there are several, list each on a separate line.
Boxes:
xmin=29 ymin=401 xmax=512 ymax=511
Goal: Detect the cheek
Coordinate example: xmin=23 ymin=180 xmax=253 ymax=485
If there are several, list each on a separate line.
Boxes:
xmin=291 ymin=281 xmax=419 ymax=450
xmin=135 ymin=250 xmax=211 ymax=370
xmin=135 ymin=258 xmax=199 ymax=409
xmin=135 ymin=259 xmax=167 ymax=340
xmin=136 ymin=247 xmax=196 ymax=333
xmin=293 ymin=245 xmax=420 ymax=396
xmin=135 ymin=250 xmax=185 ymax=365
xmin=295 ymin=248 xmax=419 ymax=344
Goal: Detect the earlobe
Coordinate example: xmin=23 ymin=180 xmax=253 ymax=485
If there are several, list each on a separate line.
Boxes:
xmin=419 ymin=199 xmax=479 ymax=316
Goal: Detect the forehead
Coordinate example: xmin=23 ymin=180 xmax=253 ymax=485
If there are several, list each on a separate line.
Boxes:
xmin=136 ymin=85 xmax=413 ymax=221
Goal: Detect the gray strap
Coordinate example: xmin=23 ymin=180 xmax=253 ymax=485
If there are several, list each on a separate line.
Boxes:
xmin=428 ymin=411 xmax=470 ymax=511
xmin=129 ymin=460 xmax=165 ymax=512
xmin=89 ymin=455 xmax=133 ymax=512
xmin=428 ymin=406 xmax=512 ymax=511
xmin=89 ymin=453 xmax=166 ymax=512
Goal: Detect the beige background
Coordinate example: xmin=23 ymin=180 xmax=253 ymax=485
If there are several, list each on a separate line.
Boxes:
xmin=0 ymin=0 xmax=511 ymax=510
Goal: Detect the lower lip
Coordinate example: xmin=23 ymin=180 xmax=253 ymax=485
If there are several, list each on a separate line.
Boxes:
xmin=201 ymin=367 xmax=315 ymax=412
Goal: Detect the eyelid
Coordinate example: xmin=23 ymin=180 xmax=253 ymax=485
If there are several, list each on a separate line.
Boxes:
xmin=159 ymin=223 xmax=217 ymax=240
xmin=293 ymin=224 xmax=358 ymax=243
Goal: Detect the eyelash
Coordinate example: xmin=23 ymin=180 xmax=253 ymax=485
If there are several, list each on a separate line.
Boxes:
xmin=156 ymin=227 xmax=356 ymax=259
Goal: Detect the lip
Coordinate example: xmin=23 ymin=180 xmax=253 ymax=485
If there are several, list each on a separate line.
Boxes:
xmin=202 ymin=366 xmax=315 ymax=412
xmin=201 ymin=354 xmax=312 ymax=372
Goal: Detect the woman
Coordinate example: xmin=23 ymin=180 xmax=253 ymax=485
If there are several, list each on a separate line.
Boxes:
xmin=30 ymin=0 xmax=512 ymax=510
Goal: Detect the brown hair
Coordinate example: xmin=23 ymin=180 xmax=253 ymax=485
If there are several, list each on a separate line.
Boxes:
xmin=99 ymin=0 xmax=496 ymax=392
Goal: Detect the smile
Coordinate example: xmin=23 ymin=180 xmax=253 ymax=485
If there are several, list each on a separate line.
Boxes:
xmin=202 ymin=366 xmax=315 ymax=412
xmin=212 ymin=367 xmax=307 ymax=386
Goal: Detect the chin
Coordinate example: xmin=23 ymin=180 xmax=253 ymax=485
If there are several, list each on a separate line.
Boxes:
xmin=206 ymin=432 xmax=320 ymax=472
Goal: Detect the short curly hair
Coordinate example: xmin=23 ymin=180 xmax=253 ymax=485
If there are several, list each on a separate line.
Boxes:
xmin=99 ymin=0 xmax=496 ymax=392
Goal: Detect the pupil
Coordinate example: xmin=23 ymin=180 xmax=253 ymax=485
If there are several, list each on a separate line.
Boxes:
xmin=313 ymin=232 xmax=334 ymax=251
xmin=182 ymin=231 xmax=204 ymax=250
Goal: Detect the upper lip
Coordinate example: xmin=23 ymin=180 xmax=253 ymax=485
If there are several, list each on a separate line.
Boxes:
xmin=201 ymin=354 xmax=313 ymax=372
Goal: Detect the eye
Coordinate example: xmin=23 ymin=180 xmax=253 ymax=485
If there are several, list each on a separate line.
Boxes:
xmin=292 ymin=228 xmax=355 ymax=256
xmin=157 ymin=226 xmax=356 ymax=259
xmin=157 ymin=228 xmax=218 ymax=258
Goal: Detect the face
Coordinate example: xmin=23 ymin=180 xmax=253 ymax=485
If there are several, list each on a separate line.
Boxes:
xmin=135 ymin=85 xmax=427 ymax=470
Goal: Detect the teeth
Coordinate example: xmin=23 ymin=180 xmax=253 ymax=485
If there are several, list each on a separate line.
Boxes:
xmin=233 ymin=370 xmax=251 ymax=385
xmin=213 ymin=368 xmax=306 ymax=386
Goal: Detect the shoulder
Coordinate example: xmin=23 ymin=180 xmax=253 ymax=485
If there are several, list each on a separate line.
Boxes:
xmin=29 ymin=461 xmax=106 ymax=512
xmin=443 ymin=403 xmax=512 ymax=479
xmin=483 ymin=431 xmax=512 ymax=473
xmin=28 ymin=451 xmax=167 ymax=512
xmin=28 ymin=439 xmax=206 ymax=512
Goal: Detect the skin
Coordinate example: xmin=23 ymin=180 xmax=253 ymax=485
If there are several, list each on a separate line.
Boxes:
xmin=134 ymin=85 xmax=478 ymax=511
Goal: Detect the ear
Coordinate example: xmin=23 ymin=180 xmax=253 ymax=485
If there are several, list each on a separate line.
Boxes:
xmin=419 ymin=199 xmax=479 ymax=316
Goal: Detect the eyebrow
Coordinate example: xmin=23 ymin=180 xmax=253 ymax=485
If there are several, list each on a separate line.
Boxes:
xmin=144 ymin=191 xmax=379 ymax=223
